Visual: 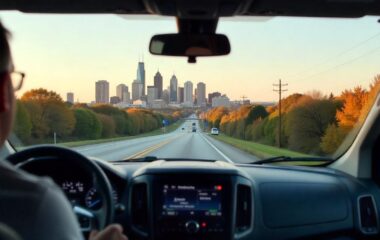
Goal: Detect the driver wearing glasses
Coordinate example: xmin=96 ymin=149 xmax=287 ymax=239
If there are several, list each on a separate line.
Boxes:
xmin=0 ymin=22 xmax=128 ymax=240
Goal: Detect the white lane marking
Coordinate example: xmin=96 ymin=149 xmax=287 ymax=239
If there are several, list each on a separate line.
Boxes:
xmin=199 ymin=133 xmax=233 ymax=163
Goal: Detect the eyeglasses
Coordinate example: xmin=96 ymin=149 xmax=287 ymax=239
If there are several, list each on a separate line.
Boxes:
xmin=10 ymin=71 xmax=25 ymax=92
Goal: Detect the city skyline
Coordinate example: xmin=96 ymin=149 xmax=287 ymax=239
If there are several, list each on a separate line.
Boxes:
xmin=4 ymin=12 xmax=379 ymax=104
xmin=85 ymin=61 xmax=230 ymax=108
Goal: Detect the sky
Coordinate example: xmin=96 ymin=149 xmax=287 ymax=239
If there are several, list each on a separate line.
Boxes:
xmin=0 ymin=11 xmax=379 ymax=102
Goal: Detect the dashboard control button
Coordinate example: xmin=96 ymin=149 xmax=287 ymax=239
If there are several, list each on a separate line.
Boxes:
xmin=185 ymin=220 xmax=200 ymax=233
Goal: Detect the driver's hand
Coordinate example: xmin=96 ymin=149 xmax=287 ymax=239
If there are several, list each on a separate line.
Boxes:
xmin=89 ymin=224 xmax=128 ymax=240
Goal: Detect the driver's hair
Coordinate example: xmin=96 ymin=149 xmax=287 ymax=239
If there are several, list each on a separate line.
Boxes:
xmin=0 ymin=21 xmax=11 ymax=72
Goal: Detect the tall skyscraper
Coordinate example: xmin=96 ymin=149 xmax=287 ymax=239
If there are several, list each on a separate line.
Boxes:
xmin=184 ymin=81 xmax=193 ymax=106
xmin=95 ymin=80 xmax=109 ymax=104
xmin=177 ymin=87 xmax=184 ymax=103
xmin=116 ymin=84 xmax=129 ymax=102
xmin=208 ymin=92 xmax=221 ymax=104
xmin=154 ymin=71 xmax=163 ymax=99
xmin=147 ymin=86 xmax=158 ymax=104
xmin=169 ymin=75 xmax=178 ymax=103
xmin=66 ymin=92 xmax=74 ymax=104
xmin=137 ymin=62 xmax=145 ymax=95
xmin=132 ymin=79 xmax=143 ymax=101
xmin=197 ymin=82 xmax=206 ymax=106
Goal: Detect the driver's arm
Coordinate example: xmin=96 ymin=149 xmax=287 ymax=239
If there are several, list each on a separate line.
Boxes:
xmin=32 ymin=178 xmax=84 ymax=240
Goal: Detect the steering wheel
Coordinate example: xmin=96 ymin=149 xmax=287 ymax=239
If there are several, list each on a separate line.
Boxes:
xmin=6 ymin=145 xmax=114 ymax=232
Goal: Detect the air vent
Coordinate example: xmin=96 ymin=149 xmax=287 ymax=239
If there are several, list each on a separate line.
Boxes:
xmin=131 ymin=183 xmax=148 ymax=232
xmin=235 ymin=184 xmax=252 ymax=233
xmin=358 ymin=195 xmax=378 ymax=234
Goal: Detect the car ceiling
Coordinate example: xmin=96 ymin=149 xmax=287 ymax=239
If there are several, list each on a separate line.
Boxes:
xmin=0 ymin=0 xmax=380 ymax=18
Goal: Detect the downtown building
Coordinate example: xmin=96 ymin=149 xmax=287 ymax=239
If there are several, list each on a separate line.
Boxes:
xmin=110 ymin=96 xmax=121 ymax=104
xmin=169 ymin=75 xmax=178 ymax=103
xmin=147 ymin=86 xmax=158 ymax=105
xmin=208 ymin=92 xmax=221 ymax=105
xmin=154 ymin=71 xmax=163 ymax=99
xmin=137 ymin=61 xmax=145 ymax=96
xmin=162 ymin=88 xmax=170 ymax=104
xmin=197 ymin=82 xmax=206 ymax=107
xmin=212 ymin=95 xmax=230 ymax=107
xmin=66 ymin=92 xmax=74 ymax=104
xmin=177 ymin=87 xmax=184 ymax=103
xmin=95 ymin=80 xmax=109 ymax=104
xmin=184 ymin=81 xmax=193 ymax=107
xmin=116 ymin=84 xmax=130 ymax=103
xmin=132 ymin=80 xmax=143 ymax=101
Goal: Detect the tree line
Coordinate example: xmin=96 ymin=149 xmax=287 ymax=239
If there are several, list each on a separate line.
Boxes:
xmin=203 ymin=75 xmax=380 ymax=156
xmin=13 ymin=88 xmax=187 ymax=145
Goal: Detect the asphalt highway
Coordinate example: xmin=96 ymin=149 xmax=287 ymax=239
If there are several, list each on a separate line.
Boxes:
xmin=74 ymin=119 xmax=258 ymax=163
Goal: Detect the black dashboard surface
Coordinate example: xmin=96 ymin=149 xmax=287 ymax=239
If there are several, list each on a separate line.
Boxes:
xmin=28 ymin=158 xmax=380 ymax=240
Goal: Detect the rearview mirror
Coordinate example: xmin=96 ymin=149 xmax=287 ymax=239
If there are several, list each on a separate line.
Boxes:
xmin=149 ymin=34 xmax=231 ymax=59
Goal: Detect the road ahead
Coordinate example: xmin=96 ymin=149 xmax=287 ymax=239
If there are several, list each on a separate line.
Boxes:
xmin=74 ymin=119 xmax=258 ymax=163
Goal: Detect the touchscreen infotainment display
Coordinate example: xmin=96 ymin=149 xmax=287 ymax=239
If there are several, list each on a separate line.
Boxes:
xmin=161 ymin=184 xmax=223 ymax=217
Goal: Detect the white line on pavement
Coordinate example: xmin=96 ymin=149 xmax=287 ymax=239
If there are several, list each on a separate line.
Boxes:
xmin=199 ymin=133 xmax=234 ymax=163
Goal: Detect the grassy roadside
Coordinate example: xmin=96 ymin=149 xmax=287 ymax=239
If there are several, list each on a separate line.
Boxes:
xmin=209 ymin=134 xmax=327 ymax=166
xmin=58 ymin=120 xmax=184 ymax=148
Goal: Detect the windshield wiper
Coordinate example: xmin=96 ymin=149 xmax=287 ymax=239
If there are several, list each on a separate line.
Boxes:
xmin=112 ymin=156 xmax=218 ymax=163
xmin=113 ymin=156 xmax=159 ymax=163
xmin=250 ymin=156 xmax=333 ymax=166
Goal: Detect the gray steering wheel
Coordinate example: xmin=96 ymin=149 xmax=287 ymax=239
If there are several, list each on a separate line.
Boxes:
xmin=6 ymin=145 xmax=114 ymax=232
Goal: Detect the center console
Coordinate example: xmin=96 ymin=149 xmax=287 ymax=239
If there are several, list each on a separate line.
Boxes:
xmin=128 ymin=161 xmax=253 ymax=240
xmin=154 ymin=178 xmax=231 ymax=239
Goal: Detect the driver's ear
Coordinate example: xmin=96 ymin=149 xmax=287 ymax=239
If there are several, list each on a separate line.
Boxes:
xmin=0 ymin=73 xmax=11 ymax=112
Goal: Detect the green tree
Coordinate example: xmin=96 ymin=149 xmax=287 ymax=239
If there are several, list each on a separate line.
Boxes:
xmin=263 ymin=117 xmax=278 ymax=145
xmin=285 ymin=99 xmax=338 ymax=154
xmin=13 ymin=100 xmax=32 ymax=142
xmin=320 ymin=124 xmax=349 ymax=154
xmin=73 ymin=108 xmax=102 ymax=139
xmin=91 ymin=104 xmax=128 ymax=135
xmin=245 ymin=105 xmax=268 ymax=125
xmin=22 ymin=101 xmax=49 ymax=138
xmin=247 ymin=119 xmax=265 ymax=141
xmin=96 ymin=114 xmax=116 ymax=138
xmin=21 ymin=88 xmax=76 ymax=138
xmin=46 ymin=103 xmax=76 ymax=137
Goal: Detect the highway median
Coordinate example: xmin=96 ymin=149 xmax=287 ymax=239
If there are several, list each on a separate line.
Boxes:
xmin=58 ymin=120 xmax=184 ymax=148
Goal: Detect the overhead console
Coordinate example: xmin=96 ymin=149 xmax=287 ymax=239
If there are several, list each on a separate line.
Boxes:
xmin=128 ymin=160 xmax=253 ymax=240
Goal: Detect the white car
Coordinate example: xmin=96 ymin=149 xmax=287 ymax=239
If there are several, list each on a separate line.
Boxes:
xmin=211 ymin=128 xmax=219 ymax=135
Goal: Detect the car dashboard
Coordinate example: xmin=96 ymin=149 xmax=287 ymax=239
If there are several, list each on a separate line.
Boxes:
xmin=27 ymin=158 xmax=380 ymax=240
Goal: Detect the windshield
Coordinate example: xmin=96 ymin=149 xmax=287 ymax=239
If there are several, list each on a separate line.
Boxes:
xmin=3 ymin=12 xmax=380 ymax=165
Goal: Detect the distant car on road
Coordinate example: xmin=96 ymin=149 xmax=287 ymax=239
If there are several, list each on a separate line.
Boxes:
xmin=192 ymin=122 xmax=196 ymax=126
xmin=181 ymin=127 xmax=185 ymax=130
xmin=211 ymin=128 xmax=219 ymax=135
xmin=192 ymin=126 xmax=197 ymax=132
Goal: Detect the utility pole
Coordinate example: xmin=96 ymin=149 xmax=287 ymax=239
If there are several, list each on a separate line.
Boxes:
xmin=241 ymin=95 xmax=247 ymax=105
xmin=273 ymin=79 xmax=288 ymax=148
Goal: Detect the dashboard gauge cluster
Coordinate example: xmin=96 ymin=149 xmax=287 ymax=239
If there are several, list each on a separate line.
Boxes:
xmin=62 ymin=181 xmax=85 ymax=194
xmin=61 ymin=180 xmax=119 ymax=210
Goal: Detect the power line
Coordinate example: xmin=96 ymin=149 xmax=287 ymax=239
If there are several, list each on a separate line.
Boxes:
xmin=291 ymin=31 xmax=380 ymax=79
xmin=273 ymin=79 xmax=288 ymax=148
xmin=294 ymin=44 xmax=380 ymax=82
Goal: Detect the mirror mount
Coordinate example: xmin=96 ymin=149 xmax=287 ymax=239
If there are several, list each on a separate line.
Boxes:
xmin=188 ymin=56 xmax=197 ymax=64
xmin=176 ymin=18 xmax=218 ymax=34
